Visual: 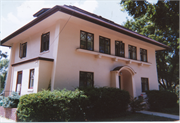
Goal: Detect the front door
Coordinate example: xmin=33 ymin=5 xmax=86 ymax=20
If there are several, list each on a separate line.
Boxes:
xmin=16 ymin=71 xmax=22 ymax=95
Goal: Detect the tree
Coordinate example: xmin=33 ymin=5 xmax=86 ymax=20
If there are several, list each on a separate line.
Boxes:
xmin=0 ymin=50 xmax=9 ymax=93
xmin=120 ymin=0 xmax=179 ymax=91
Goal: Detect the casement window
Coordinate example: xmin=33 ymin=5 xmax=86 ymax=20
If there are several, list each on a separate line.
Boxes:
xmin=141 ymin=78 xmax=149 ymax=92
xmin=115 ymin=41 xmax=125 ymax=57
xmin=80 ymin=30 xmax=94 ymax=51
xmin=140 ymin=48 xmax=147 ymax=62
xmin=19 ymin=42 xmax=27 ymax=58
xmin=29 ymin=69 xmax=35 ymax=89
xmin=79 ymin=71 xmax=94 ymax=87
xmin=41 ymin=32 xmax=50 ymax=52
xmin=128 ymin=45 xmax=137 ymax=60
xmin=99 ymin=36 xmax=110 ymax=54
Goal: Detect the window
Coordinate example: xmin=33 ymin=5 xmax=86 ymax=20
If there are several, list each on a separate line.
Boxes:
xmin=80 ymin=31 xmax=94 ymax=51
xmin=115 ymin=41 xmax=125 ymax=57
xmin=129 ymin=45 xmax=137 ymax=60
xmin=99 ymin=36 xmax=110 ymax=54
xmin=141 ymin=78 xmax=149 ymax=92
xmin=140 ymin=48 xmax=147 ymax=62
xmin=79 ymin=71 xmax=93 ymax=87
xmin=19 ymin=42 xmax=27 ymax=58
xmin=41 ymin=32 xmax=50 ymax=52
xmin=29 ymin=69 xmax=35 ymax=89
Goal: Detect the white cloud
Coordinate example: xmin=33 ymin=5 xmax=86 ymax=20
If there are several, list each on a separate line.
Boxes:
xmin=74 ymin=0 xmax=98 ymax=13
xmin=7 ymin=13 xmax=21 ymax=25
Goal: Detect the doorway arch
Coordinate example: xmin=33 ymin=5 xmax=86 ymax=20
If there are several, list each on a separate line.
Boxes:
xmin=111 ymin=66 xmax=136 ymax=97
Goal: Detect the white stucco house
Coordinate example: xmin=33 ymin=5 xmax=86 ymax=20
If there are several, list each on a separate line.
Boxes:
xmin=1 ymin=5 xmax=169 ymax=97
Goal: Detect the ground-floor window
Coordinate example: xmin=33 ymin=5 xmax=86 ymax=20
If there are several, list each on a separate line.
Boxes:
xmin=29 ymin=69 xmax=35 ymax=89
xmin=79 ymin=71 xmax=94 ymax=87
xmin=141 ymin=78 xmax=149 ymax=92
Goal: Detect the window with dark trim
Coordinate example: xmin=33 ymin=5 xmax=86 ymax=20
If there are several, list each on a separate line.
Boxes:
xmin=19 ymin=42 xmax=27 ymax=58
xmin=79 ymin=71 xmax=94 ymax=87
xmin=140 ymin=48 xmax=147 ymax=62
xmin=128 ymin=45 xmax=137 ymax=60
xmin=80 ymin=30 xmax=94 ymax=51
xmin=41 ymin=32 xmax=50 ymax=52
xmin=99 ymin=36 xmax=110 ymax=54
xmin=141 ymin=78 xmax=149 ymax=92
xmin=29 ymin=69 xmax=35 ymax=89
xmin=115 ymin=41 xmax=124 ymax=57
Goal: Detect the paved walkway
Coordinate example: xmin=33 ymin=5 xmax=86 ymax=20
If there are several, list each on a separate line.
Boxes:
xmin=0 ymin=116 xmax=16 ymax=122
xmin=137 ymin=111 xmax=179 ymax=120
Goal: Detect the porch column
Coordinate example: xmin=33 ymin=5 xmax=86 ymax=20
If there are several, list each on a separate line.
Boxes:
xmin=110 ymin=71 xmax=119 ymax=88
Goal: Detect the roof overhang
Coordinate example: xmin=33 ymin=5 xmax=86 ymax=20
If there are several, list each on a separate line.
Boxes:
xmin=0 ymin=5 xmax=170 ymax=50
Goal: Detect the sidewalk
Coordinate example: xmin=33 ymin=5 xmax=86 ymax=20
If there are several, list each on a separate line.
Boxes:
xmin=0 ymin=116 xmax=16 ymax=122
xmin=137 ymin=110 xmax=179 ymax=120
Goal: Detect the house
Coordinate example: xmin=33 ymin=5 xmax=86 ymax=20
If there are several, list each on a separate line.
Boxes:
xmin=1 ymin=5 xmax=169 ymax=97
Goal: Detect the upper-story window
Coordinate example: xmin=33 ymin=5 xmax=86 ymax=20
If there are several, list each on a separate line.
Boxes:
xmin=128 ymin=45 xmax=137 ymax=60
xmin=19 ymin=42 xmax=27 ymax=58
xmin=115 ymin=41 xmax=125 ymax=57
xmin=79 ymin=71 xmax=94 ymax=88
xmin=41 ymin=32 xmax=50 ymax=52
xmin=80 ymin=30 xmax=94 ymax=51
xmin=99 ymin=36 xmax=110 ymax=54
xmin=140 ymin=48 xmax=147 ymax=62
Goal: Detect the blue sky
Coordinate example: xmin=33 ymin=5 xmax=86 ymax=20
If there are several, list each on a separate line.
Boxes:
xmin=0 ymin=0 xmax=157 ymax=58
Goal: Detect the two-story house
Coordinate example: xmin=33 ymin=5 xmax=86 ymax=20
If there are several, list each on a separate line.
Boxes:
xmin=1 ymin=5 xmax=169 ymax=97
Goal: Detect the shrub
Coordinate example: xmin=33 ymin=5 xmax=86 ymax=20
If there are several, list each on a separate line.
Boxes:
xmin=17 ymin=89 xmax=87 ymax=122
xmin=79 ymin=87 xmax=130 ymax=119
xmin=2 ymin=92 xmax=20 ymax=108
xmin=146 ymin=90 xmax=178 ymax=111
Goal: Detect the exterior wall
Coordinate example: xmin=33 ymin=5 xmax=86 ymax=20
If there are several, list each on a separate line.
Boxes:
xmin=53 ymin=18 xmax=159 ymax=97
xmin=38 ymin=60 xmax=53 ymax=91
xmin=11 ymin=61 xmax=39 ymax=95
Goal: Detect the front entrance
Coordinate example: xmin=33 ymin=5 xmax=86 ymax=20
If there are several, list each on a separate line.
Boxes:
xmin=16 ymin=71 xmax=22 ymax=95
xmin=111 ymin=66 xmax=136 ymax=97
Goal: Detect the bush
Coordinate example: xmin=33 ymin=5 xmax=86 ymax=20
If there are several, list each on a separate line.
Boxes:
xmin=2 ymin=92 xmax=20 ymax=108
xmin=79 ymin=87 xmax=130 ymax=119
xmin=17 ymin=89 xmax=87 ymax=122
xmin=146 ymin=90 xmax=178 ymax=111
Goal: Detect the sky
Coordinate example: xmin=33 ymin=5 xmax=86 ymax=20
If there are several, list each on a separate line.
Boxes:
xmin=0 ymin=0 xmax=158 ymax=59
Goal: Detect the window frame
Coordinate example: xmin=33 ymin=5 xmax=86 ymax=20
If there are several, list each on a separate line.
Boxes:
xmin=141 ymin=78 xmax=149 ymax=92
xmin=41 ymin=32 xmax=50 ymax=52
xmin=79 ymin=71 xmax=94 ymax=88
xmin=29 ymin=69 xmax=35 ymax=89
xmin=140 ymin=48 xmax=147 ymax=62
xmin=99 ymin=36 xmax=111 ymax=54
xmin=128 ymin=45 xmax=137 ymax=60
xmin=115 ymin=41 xmax=125 ymax=57
xmin=19 ymin=42 xmax=27 ymax=58
xmin=80 ymin=30 xmax=94 ymax=51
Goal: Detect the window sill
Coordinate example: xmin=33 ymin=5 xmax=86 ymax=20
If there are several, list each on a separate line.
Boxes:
xmin=76 ymin=48 xmax=151 ymax=66
xmin=40 ymin=50 xmax=50 ymax=55
xmin=27 ymin=89 xmax=34 ymax=92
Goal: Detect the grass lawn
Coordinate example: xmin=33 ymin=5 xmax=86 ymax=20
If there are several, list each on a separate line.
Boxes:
xmin=89 ymin=112 xmax=176 ymax=121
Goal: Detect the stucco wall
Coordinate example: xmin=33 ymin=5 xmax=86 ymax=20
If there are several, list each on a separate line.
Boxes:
xmin=52 ymin=17 xmax=159 ymax=97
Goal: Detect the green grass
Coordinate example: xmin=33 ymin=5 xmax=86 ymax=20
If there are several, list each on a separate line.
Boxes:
xmin=89 ymin=112 xmax=176 ymax=121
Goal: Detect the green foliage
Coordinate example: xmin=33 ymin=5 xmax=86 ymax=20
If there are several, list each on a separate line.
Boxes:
xmin=129 ymin=96 xmax=145 ymax=113
xmin=0 ymin=58 xmax=9 ymax=93
xmin=2 ymin=92 xmax=20 ymax=108
xmin=17 ymin=89 xmax=87 ymax=122
xmin=79 ymin=87 xmax=130 ymax=119
xmin=146 ymin=90 xmax=178 ymax=111
xmin=120 ymin=1 xmax=179 ymax=91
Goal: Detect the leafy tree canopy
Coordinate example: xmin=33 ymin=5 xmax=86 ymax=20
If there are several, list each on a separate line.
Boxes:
xmin=120 ymin=0 xmax=179 ymax=91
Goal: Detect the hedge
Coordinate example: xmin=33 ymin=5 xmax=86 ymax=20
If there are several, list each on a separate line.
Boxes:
xmin=79 ymin=87 xmax=130 ymax=119
xmin=17 ymin=89 xmax=87 ymax=122
xmin=146 ymin=90 xmax=178 ymax=111
xmin=17 ymin=87 xmax=130 ymax=121
xmin=2 ymin=92 xmax=20 ymax=108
